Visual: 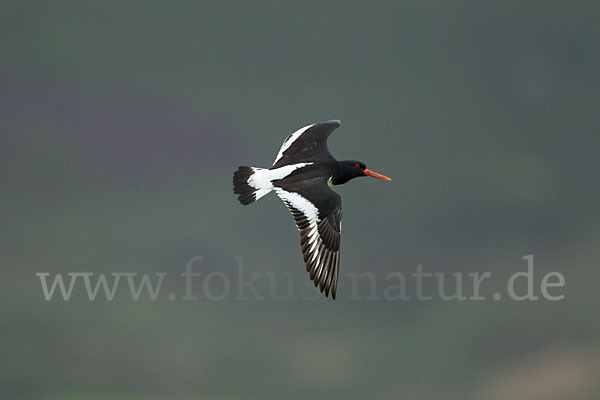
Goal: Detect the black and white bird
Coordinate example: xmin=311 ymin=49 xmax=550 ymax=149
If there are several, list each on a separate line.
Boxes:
xmin=232 ymin=120 xmax=391 ymax=299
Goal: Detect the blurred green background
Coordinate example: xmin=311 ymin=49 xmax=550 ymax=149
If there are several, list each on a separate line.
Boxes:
xmin=2 ymin=1 xmax=599 ymax=399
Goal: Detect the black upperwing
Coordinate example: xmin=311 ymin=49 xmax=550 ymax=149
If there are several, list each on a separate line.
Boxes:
xmin=274 ymin=177 xmax=342 ymax=299
xmin=272 ymin=120 xmax=341 ymax=168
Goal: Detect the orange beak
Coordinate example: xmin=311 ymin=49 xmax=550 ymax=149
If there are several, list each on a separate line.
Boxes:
xmin=363 ymin=169 xmax=392 ymax=181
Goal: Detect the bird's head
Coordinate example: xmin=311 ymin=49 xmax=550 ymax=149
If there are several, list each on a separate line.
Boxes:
xmin=331 ymin=160 xmax=392 ymax=185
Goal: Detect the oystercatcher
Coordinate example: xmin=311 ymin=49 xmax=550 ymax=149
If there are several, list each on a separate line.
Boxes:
xmin=233 ymin=120 xmax=391 ymax=299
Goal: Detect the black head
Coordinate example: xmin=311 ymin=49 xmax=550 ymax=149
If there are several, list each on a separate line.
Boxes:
xmin=331 ymin=160 xmax=391 ymax=185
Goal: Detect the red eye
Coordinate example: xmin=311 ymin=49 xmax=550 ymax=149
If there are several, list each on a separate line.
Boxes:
xmin=354 ymin=163 xmax=361 ymax=169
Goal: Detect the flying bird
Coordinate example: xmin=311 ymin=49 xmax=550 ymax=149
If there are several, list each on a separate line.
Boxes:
xmin=232 ymin=120 xmax=391 ymax=299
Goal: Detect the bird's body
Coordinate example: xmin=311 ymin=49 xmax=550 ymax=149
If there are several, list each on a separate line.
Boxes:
xmin=233 ymin=120 xmax=390 ymax=299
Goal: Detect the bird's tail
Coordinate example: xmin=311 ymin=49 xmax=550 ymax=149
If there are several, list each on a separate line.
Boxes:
xmin=233 ymin=166 xmax=273 ymax=205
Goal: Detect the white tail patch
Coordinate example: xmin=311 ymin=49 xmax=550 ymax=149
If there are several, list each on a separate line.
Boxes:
xmin=247 ymin=168 xmax=274 ymax=201
xmin=247 ymin=163 xmax=312 ymax=201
